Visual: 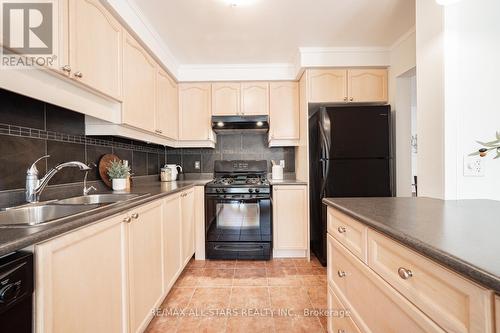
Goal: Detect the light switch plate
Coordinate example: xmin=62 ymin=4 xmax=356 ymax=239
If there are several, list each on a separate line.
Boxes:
xmin=194 ymin=161 xmax=200 ymax=170
xmin=280 ymin=160 xmax=285 ymax=168
xmin=463 ymin=156 xmax=485 ymax=177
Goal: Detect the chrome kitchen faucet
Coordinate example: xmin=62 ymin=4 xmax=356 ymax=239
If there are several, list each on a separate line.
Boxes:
xmin=25 ymin=155 xmax=92 ymax=203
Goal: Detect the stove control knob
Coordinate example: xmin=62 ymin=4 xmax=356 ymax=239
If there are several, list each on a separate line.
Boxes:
xmin=255 ymin=189 xmax=260 ymax=193
xmin=248 ymin=189 xmax=254 ymax=193
xmin=215 ymin=189 xmax=220 ymax=193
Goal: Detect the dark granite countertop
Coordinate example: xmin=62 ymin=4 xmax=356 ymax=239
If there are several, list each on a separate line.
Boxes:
xmin=323 ymin=197 xmax=500 ymax=293
xmin=269 ymin=179 xmax=308 ymax=185
xmin=0 ymin=179 xmax=211 ymax=257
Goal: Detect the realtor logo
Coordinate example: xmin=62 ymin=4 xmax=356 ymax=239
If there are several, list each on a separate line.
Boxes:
xmin=2 ymin=2 xmax=52 ymax=54
xmin=1 ymin=1 xmax=57 ymax=68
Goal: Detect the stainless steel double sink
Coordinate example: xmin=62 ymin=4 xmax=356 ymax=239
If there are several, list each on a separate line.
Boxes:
xmin=0 ymin=193 xmax=148 ymax=227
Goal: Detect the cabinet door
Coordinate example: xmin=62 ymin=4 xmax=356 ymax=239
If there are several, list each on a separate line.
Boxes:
xmin=241 ymin=82 xmax=269 ymax=115
xmin=123 ymin=32 xmax=156 ymax=132
xmin=179 ymin=83 xmax=212 ymax=141
xmin=163 ymin=193 xmax=182 ymax=292
xmin=35 ymin=214 xmax=127 ymax=333
xmin=272 ymin=185 xmax=308 ymax=251
xmin=269 ymin=81 xmax=300 ymax=141
xmin=307 ymin=69 xmax=348 ymax=103
xmin=128 ymin=201 xmax=164 ymax=333
xmin=212 ymin=82 xmax=240 ymax=116
xmin=348 ymin=69 xmax=388 ymax=103
xmin=156 ymin=68 xmax=178 ymax=140
xmin=181 ymin=188 xmax=196 ymax=265
xmin=69 ymin=0 xmax=122 ymax=99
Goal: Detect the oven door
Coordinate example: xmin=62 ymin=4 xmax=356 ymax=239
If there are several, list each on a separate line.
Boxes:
xmin=205 ymin=194 xmax=272 ymax=259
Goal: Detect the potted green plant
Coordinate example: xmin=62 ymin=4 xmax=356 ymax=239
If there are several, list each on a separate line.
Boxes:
xmin=107 ymin=159 xmax=131 ymax=191
xmin=471 ymin=131 xmax=500 ymax=159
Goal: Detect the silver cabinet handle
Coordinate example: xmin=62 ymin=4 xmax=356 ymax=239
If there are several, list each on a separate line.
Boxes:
xmin=398 ymin=267 xmax=413 ymax=280
xmin=337 ymin=270 xmax=346 ymax=278
xmin=343 ymin=97 xmax=347 ymax=102
xmin=123 ymin=217 xmax=131 ymax=223
xmin=337 ymin=226 xmax=346 ymax=233
xmin=62 ymin=65 xmax=71 ymax=73
xmin=338 ymin=330 xmax=346 ymax=333
xmin=349 ymin=97 xmax=354 ymax=102
xmin=131 ymin=213 xmax=139 ymax=219
xmin=74 ymin=71 xmax=83 ymax=78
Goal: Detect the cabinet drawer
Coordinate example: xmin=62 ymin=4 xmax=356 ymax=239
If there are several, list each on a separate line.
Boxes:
xmin=327 ymin=286 xmax=361 ymax=333
xmin=327 ymin=234 xmax=444 ymax=333
xmin=327 ymin=208 xmax=367 ymax=262
xmin=367 ymin=229 xmax=494 ymax=333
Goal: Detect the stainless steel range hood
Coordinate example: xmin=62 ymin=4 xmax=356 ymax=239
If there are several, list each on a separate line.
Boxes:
xmin=211 ymin=115 xmax=269 ymax=133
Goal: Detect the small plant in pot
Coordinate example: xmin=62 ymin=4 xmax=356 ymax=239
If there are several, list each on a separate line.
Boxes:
xmin=107 ymin=159 xmax=130 ymax=191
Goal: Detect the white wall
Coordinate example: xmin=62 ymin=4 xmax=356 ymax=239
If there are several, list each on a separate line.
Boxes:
xmin=445 ymin=0 xmax=500 ymax=200
xmin=390 ymin=30 xmax=416 ymax=197
xmin=416 ymin=0 xmax=446 ymax=199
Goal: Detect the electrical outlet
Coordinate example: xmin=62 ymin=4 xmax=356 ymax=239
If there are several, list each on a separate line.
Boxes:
xmin=194 ymin=161 xmax=200 ymax=170
xmin=463 ymin=156 xmax=485 ymax=177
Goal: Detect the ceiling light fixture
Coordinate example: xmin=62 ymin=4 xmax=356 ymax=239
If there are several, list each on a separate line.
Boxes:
xmin=435 ymin=0 xmax=461 ymax=5
xmin=226 ymin=0 xmax=255 ymax=7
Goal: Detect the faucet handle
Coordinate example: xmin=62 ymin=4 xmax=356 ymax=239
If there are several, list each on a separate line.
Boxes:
xmin=27 ymin=155 xmax=50 ymax=176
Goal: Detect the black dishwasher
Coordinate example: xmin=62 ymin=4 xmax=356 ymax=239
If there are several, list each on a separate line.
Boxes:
xmin=0 ymin=251 xmax=33 ymax=333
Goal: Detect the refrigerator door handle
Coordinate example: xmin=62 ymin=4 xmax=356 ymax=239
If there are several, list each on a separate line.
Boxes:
xmin=319 ymin=159 xmax=330 ymax=197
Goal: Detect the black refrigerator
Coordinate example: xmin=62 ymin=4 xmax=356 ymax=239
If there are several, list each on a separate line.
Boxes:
xmin=309 ymin=105 xmax=393 ymax=266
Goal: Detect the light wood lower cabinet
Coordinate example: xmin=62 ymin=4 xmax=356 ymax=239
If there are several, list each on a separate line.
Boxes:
xmin=367 ymin=229 xmax=494 ymax=333
xmin=272 ymin=185 xmax=308 ymax=257
xmin=327 ymin=234 xmax=444 ymax=333
xmin=35 ymin=213 xmax=127 ymax=333
xmin=163 ymin=193 xmax=183 ymax=292
xmin=328 ymin=285 xmax=361 ymax=333
xmin=127 ymin=200 xmax=164 ymax=333
xmin=181 ymin=188 xmax=196 ymax=265
xmin=326 ymin=207 xmax=495 ymax=333
xmin=327 ymin=207 xmax=367 ymax=263
xmin=495 ymin=295 xmax=500 ymax=333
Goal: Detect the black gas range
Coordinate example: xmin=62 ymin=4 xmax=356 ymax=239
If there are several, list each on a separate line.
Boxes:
xmin=205 ymin=160 xmax=272 ymax=260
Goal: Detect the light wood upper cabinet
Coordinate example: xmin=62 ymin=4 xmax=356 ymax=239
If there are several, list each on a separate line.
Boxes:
xmin=181 ymin=188 xmax=196 ymax=266
xmin=269 ymin=81 xmax=300 ymax=144
xmin=348 ymin=69 xmax=388 ymax=103
xmin=68 ymin=0 xmax=122 ymax=100
xmin=241 ymin=82 xmax=269 ymax=115
xmin=179 ymin=83 xmax=213 ymax=141
xmin=156 ymin=68 xmax=178 ymax=140
xmin=273 ymin=185 xmax=308 ymax=253
xmin=35 ymin=213 xmax=127 ymax=333
xmin=212 ymin=82 xmax=241 ymax=116
xmin=163 ymin=193 xmax=182 ymax=291
xmin=123 ymin=31 xmax=156 ymax=132
xmin=307 ymin=69 xmax=348 ymax=103
xmin=127 ymin=201 xmax=164 ymax=333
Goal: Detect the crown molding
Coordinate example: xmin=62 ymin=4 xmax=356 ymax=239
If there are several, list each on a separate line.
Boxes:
xmin=297 ymin=47 xmax=391 ymax=68
xmin=390 ymin=26 xmax=416 ymax=50
xmin=177 ymin=63 xmax=298 ymax=82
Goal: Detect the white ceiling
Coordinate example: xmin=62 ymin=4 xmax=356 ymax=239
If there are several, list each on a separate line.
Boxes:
xmin=133 ymin=0 xmax=415 ymax=65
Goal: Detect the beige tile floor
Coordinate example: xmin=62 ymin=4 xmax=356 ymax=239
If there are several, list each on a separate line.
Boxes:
xmin=146 ymin=256 xmax=328 ymax=333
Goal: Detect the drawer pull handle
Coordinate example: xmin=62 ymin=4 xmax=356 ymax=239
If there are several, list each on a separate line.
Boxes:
xmin=123 ymin=217 xmax=131 ymax=223
xmin=337 ymin=270 xmax=346 ymax=278
xmin=337 ymin=226 xmax=346 ymax=233
xmin=131 ymin=213 xmax=139 ymax=219
xmin=338 ymin=330 xmax=346 ymax=333
xmin=398 ymin=267 xmax=413 ymax=280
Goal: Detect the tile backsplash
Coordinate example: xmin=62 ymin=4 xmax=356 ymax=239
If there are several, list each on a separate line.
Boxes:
xmin=0 ymin=88 xmax=295 ymax=192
